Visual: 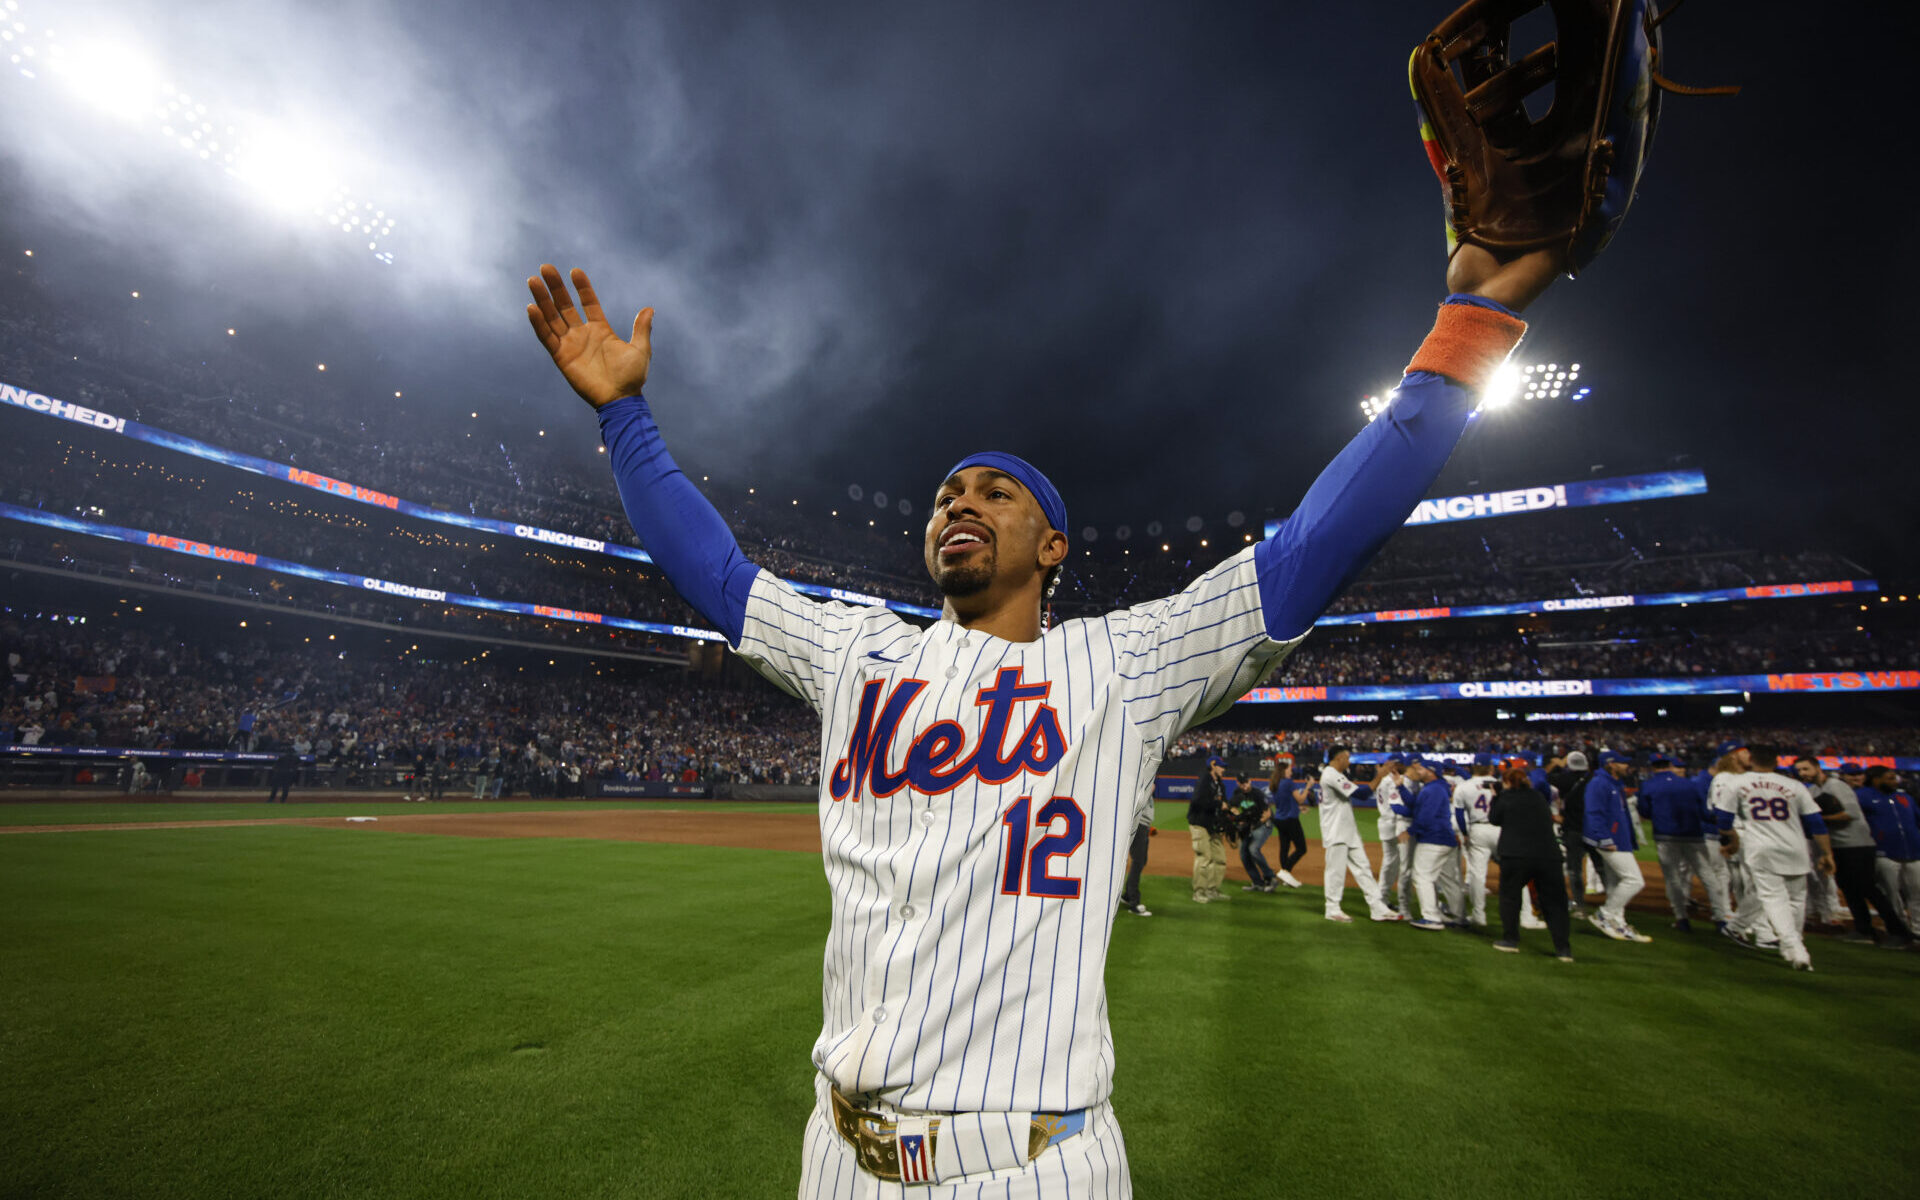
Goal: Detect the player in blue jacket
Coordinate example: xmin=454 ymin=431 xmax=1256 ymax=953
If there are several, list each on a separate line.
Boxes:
xmin=1636 ymin=754 xmax=1728 ymax=931
xmin=1583 ymin=752 xmax=1650 ymax=942
xmin=1858 ymin=767 xmax=1920 ymax=933
xmin=1394 ymin=760 xmax=1466 ymax=930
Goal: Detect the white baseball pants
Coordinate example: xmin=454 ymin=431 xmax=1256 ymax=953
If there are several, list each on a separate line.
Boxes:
xmin=1595 ymin=849 xmax=1644 ymax=924
xmin=1464 ymin=824 xmax=1500 ymax=923
xmin=800 ymin=1078 xmax=1131 ymax=1199
xmin=1744 ymin=869 xmax=1810 ymax=965
xmin=1876 ymin=858 xmax=1920 ymax=931
xmin=1699 ymin=842 xmax=1732 ymax=913
xmin=1378 ymin=836 xmax=1412 ymax=914
xmin=1323 ymin=839 xmax=1390 ymax=918
xmin=1806 ymin=846 xmax=1843 ymax=923
xmin=1655 ymin=839 xmax=1730 ymax=922
xmin=1410 ymin=843 xmax=1465 ymax=923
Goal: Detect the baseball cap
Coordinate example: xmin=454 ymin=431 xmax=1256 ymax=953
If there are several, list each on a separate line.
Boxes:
xmin=1715 ymin=739 xmax=1746 ymax=757
xmin=1598 ymin=750 xmax=1631 ymax=766
xmin=1384 ymin=754 xmax=1406 ymax=765
xmin=1648 ymin=753 xmax=1673 ymax=767
xmin=1208 ymin=755 xmax=1226 ymax=768
xmin=1839 ymin=761 xmax=1866 ymax=775
xmin=1472 ymin=752 xmax=1496 ymax=766
xmin=1505 ymin=756 xmax=1531 ymax=770
xmin=1565 ymin=751 xmax=1590 ymax=770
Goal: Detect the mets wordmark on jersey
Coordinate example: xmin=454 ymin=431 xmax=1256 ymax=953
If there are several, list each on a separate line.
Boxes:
xmin=734 ymin=546 xmax=1298 ymax=1115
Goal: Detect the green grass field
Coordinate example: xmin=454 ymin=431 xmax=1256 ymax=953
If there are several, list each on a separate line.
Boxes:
xmin=3 ymin=813 xmax=1915 ymax=1198
xmin=0 ymin=798 xmax=822 ymax=825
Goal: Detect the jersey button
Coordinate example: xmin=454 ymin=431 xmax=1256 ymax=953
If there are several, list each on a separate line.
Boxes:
xmin=898 ymin=904 xmax=915 ymax=920
xmin=944 ymin=667 xmax=958 ymax=680
xmin=870 ymin=1006 xmax=888 ymax=1024
xmin=918 ymin=811 xmax=935 ymax=827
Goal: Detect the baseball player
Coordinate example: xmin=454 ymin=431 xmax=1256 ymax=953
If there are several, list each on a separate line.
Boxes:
xmin=1582 ymin=752 xmax=1651 ymax=943
xmin=1712 ymin=746 xmax=1834 ymax=971
xmin=1698 ymin=742 xmax=1749 ymax=915
xmin=1857 ymin=766 xmax=1920 ymax=933
xmin=1319 ymin=747 xmax=1403 ymax=924
xmin=1395 ymin=758 xmax=1467 ymax=930
xmin=525 ymin=229 xmax=1555 ymax=1189
xmin=1637 ymin=753 xmax=1729 ymax=932
xmin=1372 ymin=756 xmax=1415 ymax=919
xmin=1451 ymin=753 xmax=1501 ymax=926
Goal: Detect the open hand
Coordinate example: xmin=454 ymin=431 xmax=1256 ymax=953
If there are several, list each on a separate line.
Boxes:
xmin=525 ymin=265 xmax=653 ymax=409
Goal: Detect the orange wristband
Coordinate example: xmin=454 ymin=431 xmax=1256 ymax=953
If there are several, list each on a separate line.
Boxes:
xmin=1404 ymin=302 xmax=1527 ymax=392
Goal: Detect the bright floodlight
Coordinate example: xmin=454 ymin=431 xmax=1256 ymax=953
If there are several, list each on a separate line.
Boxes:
xmin=48 ymin=40 xmax=161 ymax=122
xmin=232 ymin=137 xmax=341 ymax=218
xmin=1480 ymin=361 xmax=1523 ymax=410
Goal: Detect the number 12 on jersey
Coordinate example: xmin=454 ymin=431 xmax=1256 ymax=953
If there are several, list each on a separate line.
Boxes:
xmin=1000 ymin=795 xmax=1086 ymax=899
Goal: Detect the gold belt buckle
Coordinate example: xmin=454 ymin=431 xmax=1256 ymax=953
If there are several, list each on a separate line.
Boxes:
xmin=830 ymin=1086 xmax=932 ymax=1182
xmin=830 ymin=1087 xmax=1072 ymax=1181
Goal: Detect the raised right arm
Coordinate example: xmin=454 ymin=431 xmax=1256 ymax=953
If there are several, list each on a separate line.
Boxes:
xmin=525 ymin=264 xmax=756 ymax=644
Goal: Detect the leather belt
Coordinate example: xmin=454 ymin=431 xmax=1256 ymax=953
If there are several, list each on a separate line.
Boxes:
xmin=828 ymin=1086 xmax=1084 ymax=1183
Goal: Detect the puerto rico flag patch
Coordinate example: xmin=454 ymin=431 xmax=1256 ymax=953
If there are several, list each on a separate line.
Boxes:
xmin=895 ymin=1116 xmax=935 ymax=1186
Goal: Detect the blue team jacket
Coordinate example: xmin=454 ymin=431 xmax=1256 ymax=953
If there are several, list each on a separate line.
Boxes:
xmin=1858 ymin=787 xmax=1920 ymax=861
xmin=1583 ymin=772 xmax=1638 ymax=852
xmin=1636 ymin=771 xmax=1710 ymax=840
xmin=1393 ymin=780 xmax=1460 ymax=846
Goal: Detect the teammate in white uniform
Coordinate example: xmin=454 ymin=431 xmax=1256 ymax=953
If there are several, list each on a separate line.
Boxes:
xmin=526 ymin=238 xmax=1552 ymax=1194
xmin=1711 ymin=747 xmax=1834 ymax=971
xmin=1372 ymin=756 xmax=1415 ymax=919
xmin=1451 ymin=756 xmax=1501 ymax=926
xmin=1320 ymin=749 xmax=1402 ymax=924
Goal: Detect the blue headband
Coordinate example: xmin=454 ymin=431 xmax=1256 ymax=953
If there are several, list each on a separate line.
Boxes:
xmin=944 ymin=451 xmax=1068 ymax=536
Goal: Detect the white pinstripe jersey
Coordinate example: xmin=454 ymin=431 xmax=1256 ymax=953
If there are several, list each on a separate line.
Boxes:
xmin=1713 ymin=771 xmax=1821 ymax=877
xmin=734 ymin=545 xmax=1298 ymax=1114
xmin=1452 ymin=776 xmax=1497 ymax=825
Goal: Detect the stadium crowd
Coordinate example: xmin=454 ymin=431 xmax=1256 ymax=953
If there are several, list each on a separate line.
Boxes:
xmin=1 ymin=620 xmax=819 ymax=787
xmin=1272 ymin=622 xmax=1919 ymax=686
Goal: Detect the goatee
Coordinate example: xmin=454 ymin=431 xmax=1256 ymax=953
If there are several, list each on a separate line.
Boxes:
xmin=935 ymin=558 xmax=995 ymax=598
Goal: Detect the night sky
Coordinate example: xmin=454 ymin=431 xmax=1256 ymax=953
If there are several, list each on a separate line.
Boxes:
xmin=3 ymin=1 xmax=1913 ymax=577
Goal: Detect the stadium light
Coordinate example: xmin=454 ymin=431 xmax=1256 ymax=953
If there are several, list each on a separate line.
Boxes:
xmin=8 ymin=3 xmax=403 ymax=261
xmin=47 ymin=38 xmax=161 ymax=123
xmin=1480 ymin=362 xmax=1523 ymax=409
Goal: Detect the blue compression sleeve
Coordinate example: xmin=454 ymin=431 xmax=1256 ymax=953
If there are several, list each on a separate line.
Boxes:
xmin=1715 ymin=810 xmax=1736 ymax=832
xmin=1800 ymin=813 xmax=1829 ymax=837
xmin=1254 ymin=294 xmax=1520 ymax=640
xmin=598 ymin=397 xmax=758 ymax=645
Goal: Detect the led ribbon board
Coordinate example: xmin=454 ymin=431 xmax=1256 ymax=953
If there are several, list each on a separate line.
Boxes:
xmin=1314 ymin=579 xmax=1878 ymax=626
xmin=0 ymin=380 xmax=941 ymax=618
xmin=0 ymin=501 xmax=727 ymax=642
xmin=1264 ymin=469 xmax=1709 ymax=539
xmin=1241 ymin=672 xmax=1920 ymax=703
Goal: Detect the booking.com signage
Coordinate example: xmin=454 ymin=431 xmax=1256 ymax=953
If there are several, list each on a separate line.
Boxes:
xmin=1263 ymin=470 xmax=1709 ymax=539
xmin=1315 ymin=579 xmax=1877 ymax=627
xmin=0 ymin=379 xmax=942 ymax=619
xmin=1240 ymin=671 xmax=1920 ymax=704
